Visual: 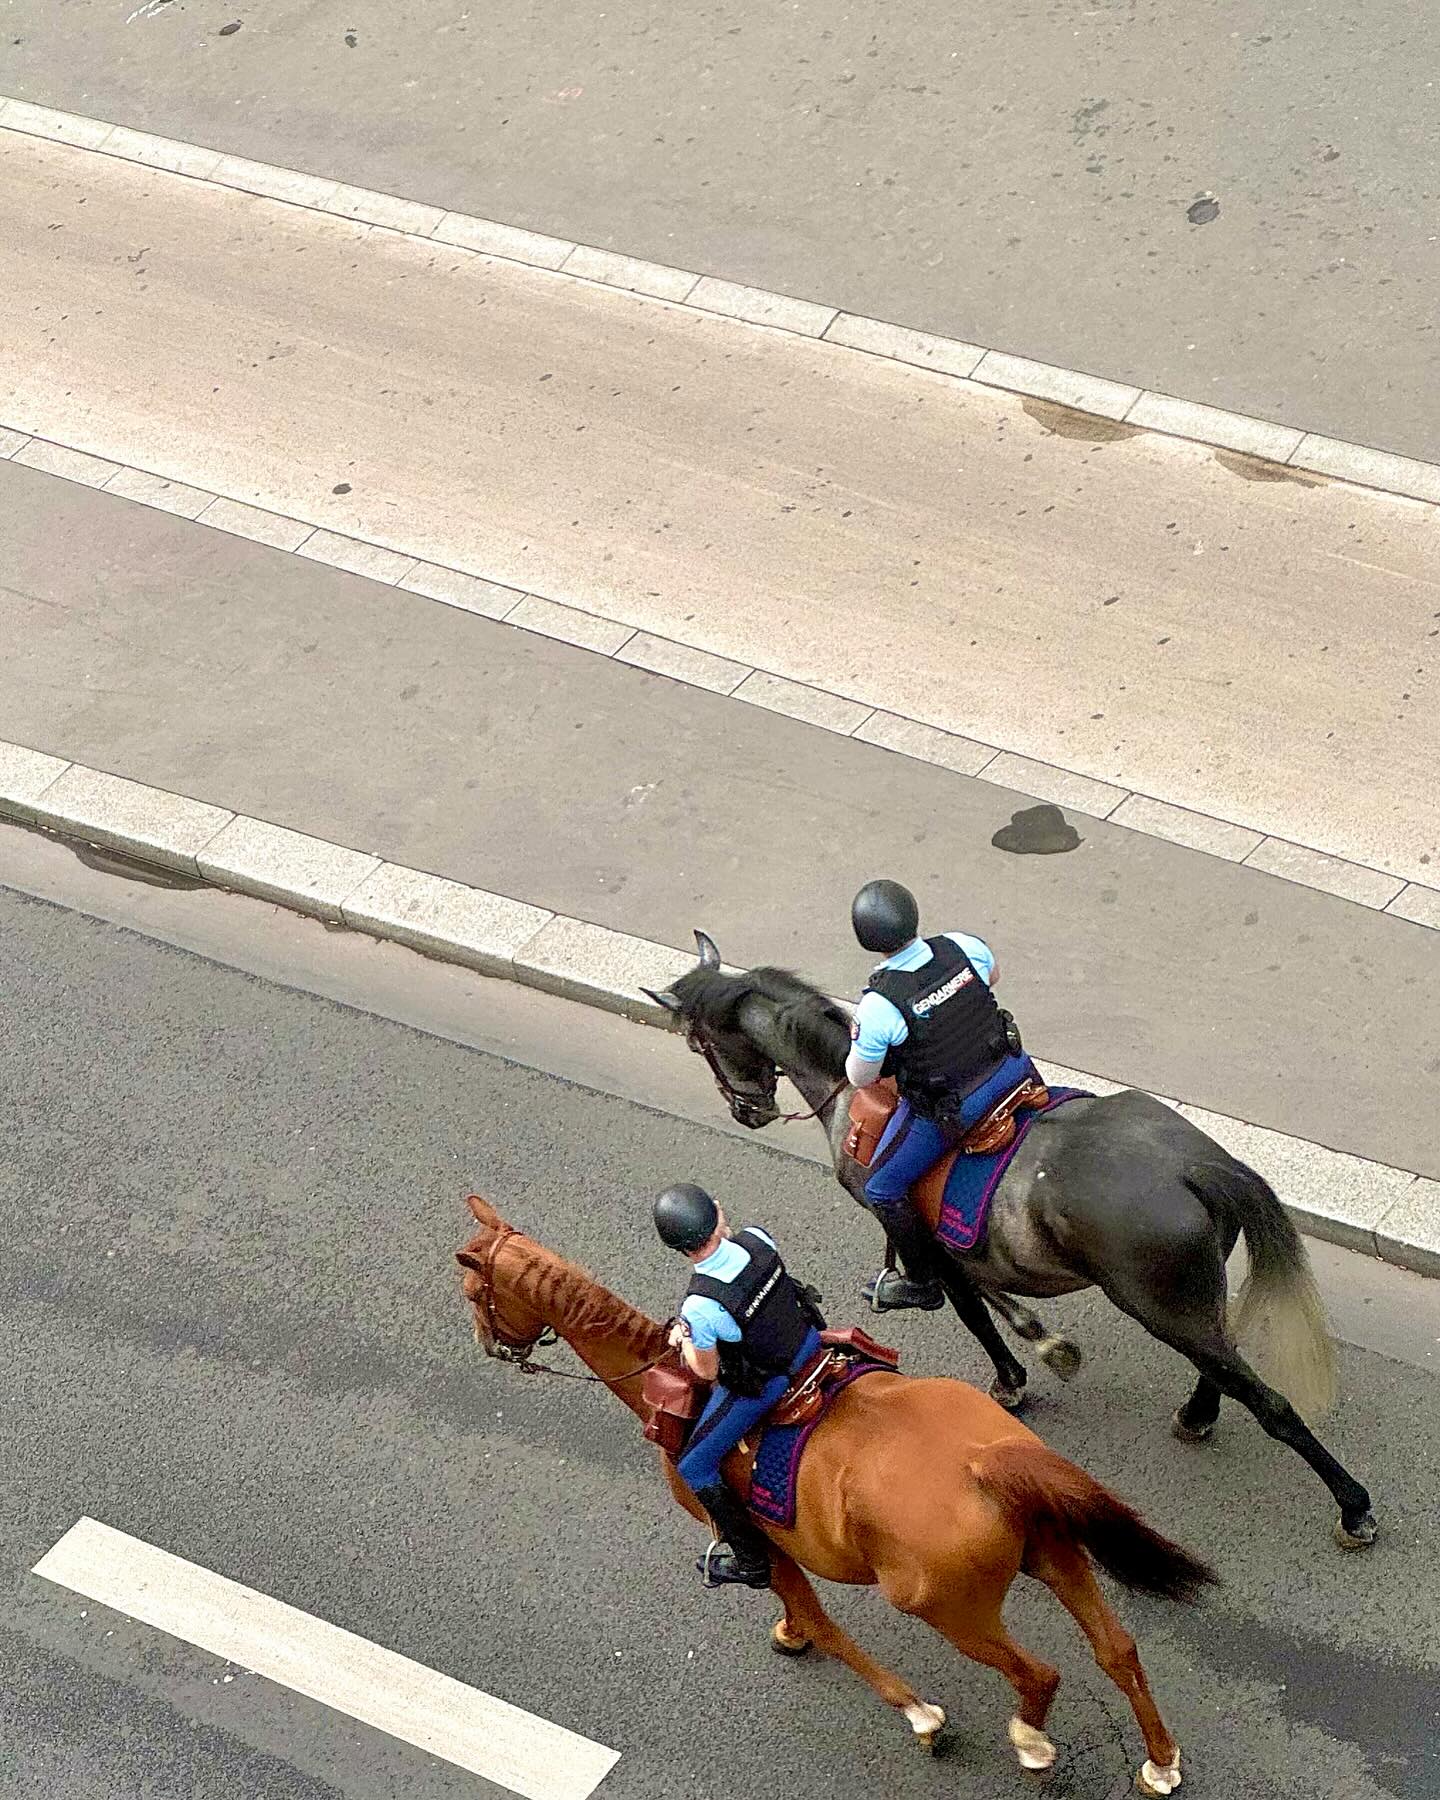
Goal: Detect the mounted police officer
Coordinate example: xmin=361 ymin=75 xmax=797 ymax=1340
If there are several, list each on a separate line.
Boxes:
xmin=655 ymin=1183 xmax=824 ymax=1590
xmin=845 ymin=878 xmax=1033 ymax=1311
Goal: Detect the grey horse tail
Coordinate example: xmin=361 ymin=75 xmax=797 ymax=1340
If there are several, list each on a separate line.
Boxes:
xmin=1183 ymin=1160 xmax=1338 ymax=1421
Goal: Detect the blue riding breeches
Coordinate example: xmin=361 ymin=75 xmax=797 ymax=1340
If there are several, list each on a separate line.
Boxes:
xmin=676 ymin=1327 xmax=823 ymax=1489
xmin=863 ymin=1053 xmax=1034 ymax=1214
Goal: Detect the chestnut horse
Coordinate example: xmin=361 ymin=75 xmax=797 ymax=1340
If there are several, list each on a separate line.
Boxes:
xmin=456 ymin=1195 xmax=1215 ymax=1793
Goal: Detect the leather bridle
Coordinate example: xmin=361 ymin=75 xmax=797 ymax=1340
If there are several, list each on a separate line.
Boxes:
xmin=684 ymin=1019 xmax=846 ymax=1128
xmin=468 ymin=1223 xmax=675 ymax=1387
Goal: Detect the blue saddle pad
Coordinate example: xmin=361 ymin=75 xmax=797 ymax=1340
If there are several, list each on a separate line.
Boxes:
xmin=747 ymin=1361 xmax=890 ymax=1528
xmin=934 ymin=1088 xmax=1088 ymax=1254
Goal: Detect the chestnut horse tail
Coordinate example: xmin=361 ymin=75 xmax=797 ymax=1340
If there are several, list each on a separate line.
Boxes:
xmin=971 ymin=1440 xmax=1217 ymax=1603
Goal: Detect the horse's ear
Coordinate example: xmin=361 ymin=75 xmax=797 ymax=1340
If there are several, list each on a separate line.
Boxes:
xmin=642 ymin=986 xmax=684 ymax=1013
xmin=694 ymin=929 xmax=721 ymax=969
xmin=456 ymin=1248 xmax=486 ymax=1273
xmin=466 ymin=1193 xmax=501 ymax=1226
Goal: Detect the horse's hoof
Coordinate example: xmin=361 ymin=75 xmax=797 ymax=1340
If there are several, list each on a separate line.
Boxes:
xmin=1334 ymin=1511 xmax=1378 ymax=1551
xmin=904 ymin=1701 xmax=946 ymax=1751
xmin=1171 ymin=1410 xmax=1215 ymax=1444
xmin=1008 ymin=1717 xmax=1057 ymax=1774
xmin=1136 ymin=1756 xmax=1182 ymax=1796
xmin=991 ymin=1378 xmax=1028 ymax=1413
xmin=770 ymin=1620 xmax=812 ymax=1657
xmin=1039 ymin=1336 xmax=1082 ymax=1381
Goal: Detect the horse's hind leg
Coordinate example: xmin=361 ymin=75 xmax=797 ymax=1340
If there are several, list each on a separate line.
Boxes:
xmin=1105 ymin=1264 xmax=1375 ymax=1546
xmin=1174 ymin=1373 xmax=1222 ymax=1442
xmin=1028 ymin=1536 xmax=1182 ymax=1793
xmin=912 ymin=1590 xmax=1062 ymax=1773
xmin=767 ymin=1556 xmax=947 ymax=1748
xmin=1188 ymin=1336 xmax=1375 ymax=1546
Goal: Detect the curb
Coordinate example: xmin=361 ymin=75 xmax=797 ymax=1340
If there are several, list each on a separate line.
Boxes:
xmin=3 ymin=737 xmax=1436 ymax=1281
xmin=5 ymin=94 xmax=1440 ymax=507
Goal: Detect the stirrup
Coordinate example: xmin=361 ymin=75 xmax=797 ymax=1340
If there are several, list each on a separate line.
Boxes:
xmin=697 ymin=1538 xmax=770 ymax=1589
xmin=863 ymin=1267 xmax=945 ymax=1313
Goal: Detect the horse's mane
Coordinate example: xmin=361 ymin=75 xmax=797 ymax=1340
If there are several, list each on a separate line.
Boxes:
xmin=513 ymin=1242 xmax=667 ymax=1360
xmin=671 ymin=964 xmax=851 ymax=1078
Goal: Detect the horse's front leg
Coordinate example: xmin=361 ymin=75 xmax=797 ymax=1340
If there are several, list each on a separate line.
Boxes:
xmin=768 ymin=1556 xmax=947 ymax=1751
xmin=973 ymin=1283 xmax=1084 ymax=1381
xmin=933 ymin=1255 xmax=1031 ymax=1410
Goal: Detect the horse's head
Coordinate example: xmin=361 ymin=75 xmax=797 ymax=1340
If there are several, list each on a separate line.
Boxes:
xmin=455 ymin=1195 xmax=557 ymax=1363
xmin=643 ymin=930 xmax=850 ymax=1130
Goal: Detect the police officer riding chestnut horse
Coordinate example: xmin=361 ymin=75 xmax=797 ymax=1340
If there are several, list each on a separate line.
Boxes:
xmin=646 ymin=878 xmax=1377 ymax=1551
xmin=458 ymin=1191 xmax=1213 ymax=1793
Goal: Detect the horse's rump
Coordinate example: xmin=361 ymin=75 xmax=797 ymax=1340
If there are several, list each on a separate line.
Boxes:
xmin=970 ymin=1439 xmax=1216 ymax=1603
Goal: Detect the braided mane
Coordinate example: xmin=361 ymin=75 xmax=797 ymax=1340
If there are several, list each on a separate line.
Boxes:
xmin=489 ymin=1233 xmax=667 ymax=1361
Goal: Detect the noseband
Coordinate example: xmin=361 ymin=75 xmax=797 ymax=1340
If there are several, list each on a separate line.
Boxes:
xmin=469 ymin=1222 xmax=559 ymax=1369
xmin=468 ymin=1224 xmax=674 ymax=1387
xmin=684 ymin=1019 xmax=846 ymax=1127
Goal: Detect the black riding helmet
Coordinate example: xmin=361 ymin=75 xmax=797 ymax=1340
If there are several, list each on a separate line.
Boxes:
xmin=852 ymin=879 xmax=920 ymax=954
xmin=654 ymin=1182 xmax=721 ymax=1253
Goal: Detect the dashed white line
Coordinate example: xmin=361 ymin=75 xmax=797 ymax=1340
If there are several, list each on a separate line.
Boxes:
xmin=34 ymin=1518 xmax=621 ymax=1800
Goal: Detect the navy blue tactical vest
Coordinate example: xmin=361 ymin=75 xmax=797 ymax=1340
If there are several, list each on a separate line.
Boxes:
xmin=867 ymin=935 xmax=1011 ymax=1119
xmin=686 ymin=1229 xmax=813 ymax=1394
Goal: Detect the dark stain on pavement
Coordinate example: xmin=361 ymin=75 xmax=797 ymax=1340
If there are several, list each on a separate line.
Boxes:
xmin=992 ymin=804 xmax=1082 ymax=855
xmin=69 ymin=839 xmax=206 ymax=891
xmin=1169 ymin=1601 xmax=1440 ymax=1799
xmin=1214 ymin=449 xmax=1323 ymax=487
xmin=1187 ymin=196 xmax=1221 ymax=226
xmin=1021 ymin=398 xmax=1142 ymax=444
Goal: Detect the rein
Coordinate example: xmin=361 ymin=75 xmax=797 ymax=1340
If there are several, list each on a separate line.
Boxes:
xmin=472 ymin=1223 xmax=675 ymax=1387
xmin=687 ymin=1023 xmax=847 ymax=1125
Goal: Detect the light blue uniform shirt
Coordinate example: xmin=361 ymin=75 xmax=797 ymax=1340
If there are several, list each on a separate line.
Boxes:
xmin=679 ymin=1228 xmax=778 ymax=1350
xmin=851 ymin=933 xmax=997 ymax=1064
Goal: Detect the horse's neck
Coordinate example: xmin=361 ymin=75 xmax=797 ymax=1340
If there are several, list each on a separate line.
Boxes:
xmin=524 ymin=1248 xmax=667 ymax=1421
xmin=738 ymin=995 xmax=851 ymax=1130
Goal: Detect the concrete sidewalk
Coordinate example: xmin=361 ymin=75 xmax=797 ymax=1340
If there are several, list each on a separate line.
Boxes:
xmin=2 ymin=129 xmax=1438 ymax=886
xmin=3 ymin=458 xmax=1437 ymax=1185
xmin=5 ymin=0 xmax=1439 ymax=461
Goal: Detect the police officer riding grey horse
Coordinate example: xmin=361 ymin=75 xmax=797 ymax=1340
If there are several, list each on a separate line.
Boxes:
xmin=655 ymin=1183 xmax=824 ymax=1590
xmin=846 ymin=878 xmax=1034 ymax=1311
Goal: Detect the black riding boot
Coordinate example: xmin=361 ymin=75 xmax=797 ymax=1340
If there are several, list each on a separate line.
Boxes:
xmin=693 ymin=1483 xmax=772 ymax=1589
xmin=863 ymin=1198 xmax=946 ymax=1312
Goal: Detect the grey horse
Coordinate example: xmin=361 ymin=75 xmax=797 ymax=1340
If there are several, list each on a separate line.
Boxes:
xmin=647 ymin=931 xmax=1377 ymax=1550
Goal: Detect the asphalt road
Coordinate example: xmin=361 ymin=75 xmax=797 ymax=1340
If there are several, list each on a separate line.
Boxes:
xmin=2 ymin=841 xmax=1437 ymax=1800
xmin=5 ymin=1 xmax=1438 ymax=459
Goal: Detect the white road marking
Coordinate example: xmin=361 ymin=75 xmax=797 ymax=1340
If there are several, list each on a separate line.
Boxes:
xmin=34 ymin=1518 xmax=620 ymax=1800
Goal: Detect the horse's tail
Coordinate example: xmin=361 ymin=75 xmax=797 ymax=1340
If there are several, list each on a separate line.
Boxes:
xmin=971 ymin=1439 xmax=1216 ymax=1603
xmin=1184 ymin=1160 xmax=1337 ymax=1420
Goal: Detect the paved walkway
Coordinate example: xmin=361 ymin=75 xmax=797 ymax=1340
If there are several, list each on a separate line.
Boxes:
xmin=2 ymin=131 xmax=1437 ymax=886
xmin=3 ymin=456 xmax=1437 ymax=1178
xmin=5 ymin=0 xmax=1439 ymax=458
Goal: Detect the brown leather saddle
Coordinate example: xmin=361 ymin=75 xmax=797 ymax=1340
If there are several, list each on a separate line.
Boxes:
xmin=842 ymin=1074 xmax=1050 ymax=1222
xmin=641 ymin=1325 xmax=900 ymax=1459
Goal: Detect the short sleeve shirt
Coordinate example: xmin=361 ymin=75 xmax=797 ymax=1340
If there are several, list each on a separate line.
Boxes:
xmin=678 ymin=1227 xmax=778 ymax=1350
xmin=851 ymin=933 xmax=996 ymax=1064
